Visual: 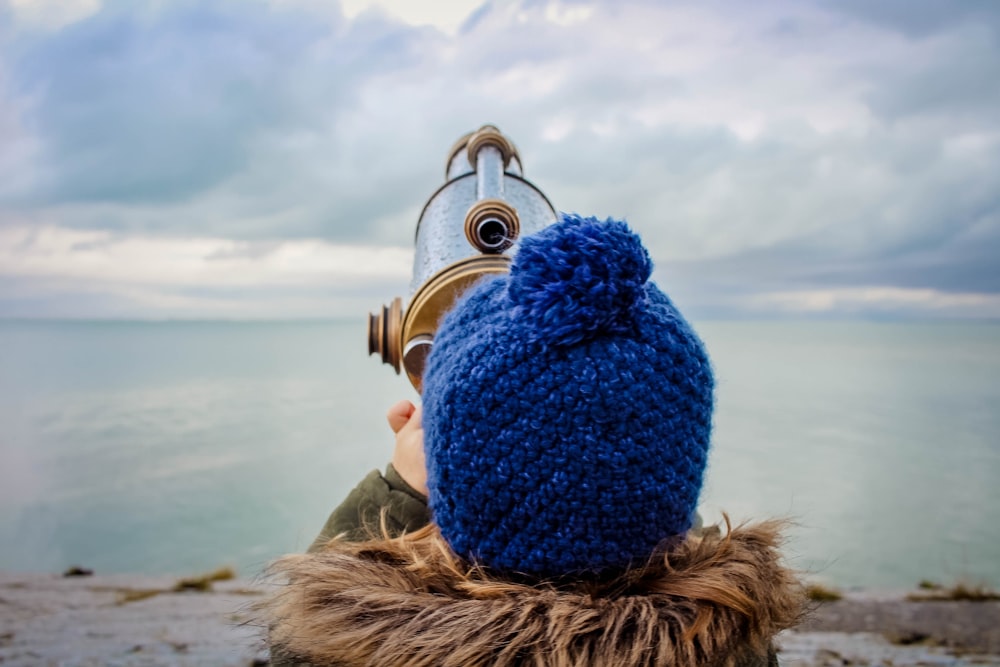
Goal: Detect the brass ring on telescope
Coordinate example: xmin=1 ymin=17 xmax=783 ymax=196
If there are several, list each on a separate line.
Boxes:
xmin=464 ymin=199 xmax=520 ymax=254
xmin=466 ymin=125 xmax=518 ymax=169
xmin=400 ymin=254 xmax=511 ymax=391
xmin=444 ymin=131 xmax=474 ymax=178
xmin=367 ymin=296 xmax=402 ymax=373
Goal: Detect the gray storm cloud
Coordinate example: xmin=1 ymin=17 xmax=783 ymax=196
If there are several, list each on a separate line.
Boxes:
xmin=0 ymin=0 xmax=997 ymax=319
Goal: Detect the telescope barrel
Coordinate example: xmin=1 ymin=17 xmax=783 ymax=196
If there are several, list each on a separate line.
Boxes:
xmin=476 ymin=145 xmax=505 ymax=200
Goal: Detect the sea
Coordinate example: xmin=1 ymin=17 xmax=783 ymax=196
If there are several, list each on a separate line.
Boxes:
xmin=0 ymin=319 xmax=997 ymax=590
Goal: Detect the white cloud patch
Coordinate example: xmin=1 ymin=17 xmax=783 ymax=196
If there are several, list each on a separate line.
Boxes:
xmin=0 ymin=225 xmax=411 ymax=317
xmin=747 ymin=287 xmax=1000 ymax=319
xmin=543 ymin=2 xmax=593 ymax=26
xmin=339 ymin=0 xmax=482 ymax=35
xmin=0 ymin=225 xmax=411 ymax=286
xmin=7 ymin=0 xmax=102 ymax=30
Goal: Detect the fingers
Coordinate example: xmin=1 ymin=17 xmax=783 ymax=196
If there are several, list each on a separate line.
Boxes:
xmin=386 ymin=400 xmax=416 ymax=434
xmin=400 ymin=405 xmax=422 ymax=433
xmin=392 ymin=405 xmax=427 ymax=496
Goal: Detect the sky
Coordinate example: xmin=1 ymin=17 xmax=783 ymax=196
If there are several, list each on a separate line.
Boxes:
xmin=0 ymin=0 xmax=998 ymax=320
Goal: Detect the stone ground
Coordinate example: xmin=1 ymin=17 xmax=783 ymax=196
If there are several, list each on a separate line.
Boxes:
xmin=2 ymin=572 xmax=999 ymax=666
xmin=0 ymin=572 xmax=268 ymax=666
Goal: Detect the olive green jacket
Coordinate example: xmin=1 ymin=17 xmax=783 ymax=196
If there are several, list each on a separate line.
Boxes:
xmin=307 ymin=465 xmax=431 ymax=552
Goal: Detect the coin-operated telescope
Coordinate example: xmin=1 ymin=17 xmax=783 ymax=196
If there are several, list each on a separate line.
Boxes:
xmin=368 ymin=125 xmax=557 ymax=391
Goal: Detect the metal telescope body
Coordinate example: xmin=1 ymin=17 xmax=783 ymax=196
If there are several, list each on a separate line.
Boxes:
xmin=368 ymin=125 xmax=557 ymax=390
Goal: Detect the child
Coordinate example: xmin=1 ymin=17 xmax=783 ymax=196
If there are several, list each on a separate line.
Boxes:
xmin=266 ymin=215 xmax=804 ymax=666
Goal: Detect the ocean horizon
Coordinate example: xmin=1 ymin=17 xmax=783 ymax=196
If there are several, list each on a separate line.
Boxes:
xmin=1 ymin=318 xmax=997 ymax=590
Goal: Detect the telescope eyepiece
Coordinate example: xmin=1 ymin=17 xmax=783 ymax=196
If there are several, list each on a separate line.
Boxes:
xmin=464 ymin=199 xmax=520 ymax=254
xmin=367 ymin=297 xmax=402 ymax=373
xmin=476 ymin=217 xmax=511 ymax=252
xmin=403 ymin=334 xmax=434 ymax=382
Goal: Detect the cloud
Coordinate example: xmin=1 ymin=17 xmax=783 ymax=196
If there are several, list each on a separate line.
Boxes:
xmin=0 ymin=0 xmax=998 ymax=318
xmin=4 ymin=1 xmax=428 ymax=207
xmin=6 ymin=0 xmax=102 ymax=31
xmin=339 ymin=0 xmax=483 ymax=35
xmin=819 ymin=0 xmax=1000 ymax=40
xmin=0 ymin=225 xmax=411 ymax=286
xmin=0 ymin=224 xmax=411 ymax=317
xmin=747 ymin=287 xmax=1000 ymax=319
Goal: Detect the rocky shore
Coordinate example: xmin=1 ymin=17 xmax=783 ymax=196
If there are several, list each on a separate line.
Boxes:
xmin=2 ymin=571 xmax=998 ymax=666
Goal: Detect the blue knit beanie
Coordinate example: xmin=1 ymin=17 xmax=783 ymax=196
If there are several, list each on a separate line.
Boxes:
xmin=422 ymin=214 xmax=714 ymax=578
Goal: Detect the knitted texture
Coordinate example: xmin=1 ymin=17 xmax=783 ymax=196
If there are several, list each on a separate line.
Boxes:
xmin=422 ymin=214 xmax=714 ymax=578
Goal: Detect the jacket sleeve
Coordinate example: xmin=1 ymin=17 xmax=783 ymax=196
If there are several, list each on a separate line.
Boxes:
xmin=307 ymin=463 xmax=432 ymax=552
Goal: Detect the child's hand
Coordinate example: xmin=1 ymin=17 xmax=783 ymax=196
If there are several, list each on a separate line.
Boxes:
xmin=387 ymin=400 xmax=428 ymax=497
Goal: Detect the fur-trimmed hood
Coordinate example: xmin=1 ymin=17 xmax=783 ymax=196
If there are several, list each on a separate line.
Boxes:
xmin=265 ymin=521 xmax=804 ymax=667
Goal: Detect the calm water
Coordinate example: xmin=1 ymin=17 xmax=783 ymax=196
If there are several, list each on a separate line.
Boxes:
xmin=0 ymin=320 xmax=997 ymax=589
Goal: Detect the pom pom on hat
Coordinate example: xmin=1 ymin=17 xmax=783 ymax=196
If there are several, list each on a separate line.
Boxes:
xmin=422 ymin=214 xmax=714 ymax=578
xmin=508 ymin=214 xmax=652 ymax=346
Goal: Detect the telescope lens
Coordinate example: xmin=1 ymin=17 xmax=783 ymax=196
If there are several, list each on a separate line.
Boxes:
xmin=476 ymin=217 xmax=510 ymax=251
xmin=463 ymin=199 xmax=520 ymax=254
xmin=403 ymin=334 xmax=434 ymax=382
xmin=367 ymin=312 xmax=380 ymax=356
xmin=367 ymin=297 xmax=402 ymax=373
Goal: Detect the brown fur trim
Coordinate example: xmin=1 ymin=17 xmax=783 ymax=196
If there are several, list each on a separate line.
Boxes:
xmin=264 ymin=520 xmax=805 ymax=667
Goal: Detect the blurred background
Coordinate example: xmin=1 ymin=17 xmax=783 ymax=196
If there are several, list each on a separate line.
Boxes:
xmin=0 ymin=0 xmax=997 ymax=589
